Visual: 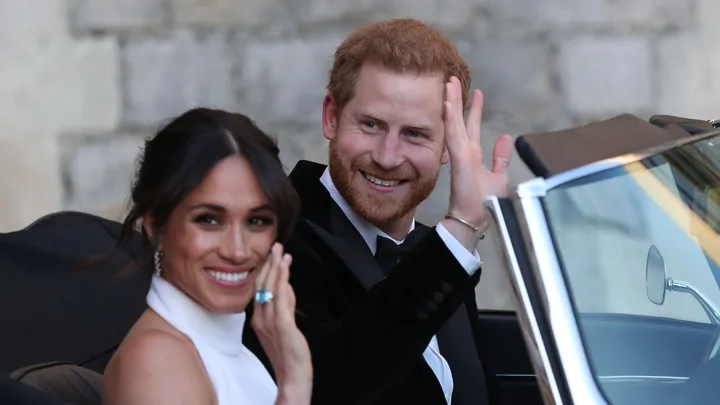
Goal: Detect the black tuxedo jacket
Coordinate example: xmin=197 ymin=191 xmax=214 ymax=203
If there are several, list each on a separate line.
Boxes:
xmin=245 ymin=161 xmax=489 ymax=405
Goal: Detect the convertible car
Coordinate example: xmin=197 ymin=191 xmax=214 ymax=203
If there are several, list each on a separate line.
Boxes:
xmin=1 ymin=113 xmax=718 ymax=405
xmin=481 ymin=113 xmax=720 ymax=405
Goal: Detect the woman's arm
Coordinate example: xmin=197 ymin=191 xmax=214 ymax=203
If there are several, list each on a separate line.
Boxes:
xmin=102 ymin=331 xmax=214 ymax=405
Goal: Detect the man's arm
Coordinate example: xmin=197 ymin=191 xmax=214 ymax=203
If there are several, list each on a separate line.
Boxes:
xmin=289 ymin=227 xmax=482 ymax=405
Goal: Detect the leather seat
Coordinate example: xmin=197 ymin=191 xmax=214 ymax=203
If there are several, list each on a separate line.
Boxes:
xmin=10 ymin=362 xmax=102 ymax=405
xmin=0 ymin=373 xmax=68 ymax=405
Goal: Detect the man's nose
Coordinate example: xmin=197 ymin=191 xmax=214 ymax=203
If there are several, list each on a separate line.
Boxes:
xmin=371 ymin=132 xmax=403 ymax=170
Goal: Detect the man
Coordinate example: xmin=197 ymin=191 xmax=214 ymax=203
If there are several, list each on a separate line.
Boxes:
xmin=245 ymin=18 xmax=513 ymax=405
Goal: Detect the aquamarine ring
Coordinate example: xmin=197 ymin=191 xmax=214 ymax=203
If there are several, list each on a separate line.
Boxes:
xmin=255 ymin=288 xmax=274 ymax=304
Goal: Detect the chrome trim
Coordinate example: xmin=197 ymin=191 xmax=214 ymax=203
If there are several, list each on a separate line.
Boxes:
xmin=668 ymin=278 xmax=720 ymax=324
xmin=485 ymin=196 xmax=563 ymax=404
xmin=518 ymin=128 xmax=720 ymax=193
xmin=496 ymin=374 xmax=689 ymax=384
xmin=513 ymin=194 xmax=608 ymax=404
xmin=495 ymin=373 xmax=536 ymax=379
xmin=597 ymin=375 xmax=688 ymax=383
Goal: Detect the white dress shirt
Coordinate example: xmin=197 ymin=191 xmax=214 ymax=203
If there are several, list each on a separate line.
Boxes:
xmin=319 ymin=169 xmax=482 ymax=404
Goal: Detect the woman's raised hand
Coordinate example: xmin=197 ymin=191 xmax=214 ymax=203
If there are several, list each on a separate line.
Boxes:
xmin=251 ymin=243 xmax=312 ymax=405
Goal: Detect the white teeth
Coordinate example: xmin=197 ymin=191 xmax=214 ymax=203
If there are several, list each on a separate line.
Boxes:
xmin=364 ymin=173 xmax=400 ymax=187
xmin=206 ymin=270 xmax=248 ymax=283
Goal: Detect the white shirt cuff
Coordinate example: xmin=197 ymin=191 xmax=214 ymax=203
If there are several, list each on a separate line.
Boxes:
xmin=435 ymin=223 xmax=482 ymax=275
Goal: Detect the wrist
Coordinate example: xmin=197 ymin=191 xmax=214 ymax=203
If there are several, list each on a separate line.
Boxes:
xmin=440 ymin=218 xmax=484 ymax=252
xmin=277 ymin=381 xmax=312 ymax=405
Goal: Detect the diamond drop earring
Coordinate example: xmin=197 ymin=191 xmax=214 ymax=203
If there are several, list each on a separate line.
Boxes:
xmin=153 ymin=249 xmax=164 ymax=277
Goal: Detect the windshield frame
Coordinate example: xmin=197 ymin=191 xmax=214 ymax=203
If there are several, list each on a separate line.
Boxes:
xmin=542 ymin=128 xmax=720 ymax=192
xmin=484 ymin=128 xmax=720 ymax=405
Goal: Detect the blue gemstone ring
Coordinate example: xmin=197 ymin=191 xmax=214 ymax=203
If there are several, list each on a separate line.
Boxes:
xmin=255 ymin=288 xmax=274 ymax=304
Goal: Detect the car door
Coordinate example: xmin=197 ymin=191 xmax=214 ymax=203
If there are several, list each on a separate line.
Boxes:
xmin=485 ymin=129 xmax=720 ymax=405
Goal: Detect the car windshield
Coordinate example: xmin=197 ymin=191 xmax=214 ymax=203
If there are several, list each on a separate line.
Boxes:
xmin=542 ymin=133 xmax=720 ymax=405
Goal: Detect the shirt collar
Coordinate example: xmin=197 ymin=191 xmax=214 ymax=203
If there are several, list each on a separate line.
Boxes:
xmin=319 ymin=168 xmax=415 ymax=255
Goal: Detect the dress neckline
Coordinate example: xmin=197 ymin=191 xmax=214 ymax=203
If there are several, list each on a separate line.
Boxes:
xmin=146 ymin=275 xmax=247 ymax=357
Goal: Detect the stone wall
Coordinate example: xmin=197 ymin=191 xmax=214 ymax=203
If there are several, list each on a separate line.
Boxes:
xmin=1 ymin=0 xmax=719 ymax=310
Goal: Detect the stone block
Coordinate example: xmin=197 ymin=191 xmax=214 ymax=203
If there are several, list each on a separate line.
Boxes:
xmin=234 ymin=35 xmax=344 ymax=128
xmin=56 ymin=37 xmax=122 ymax=133
xmin=0 ymin=0 xmax=69 ymax=48
xmin=483 ymin=0 xmax=695 ymax=35
xmin=465 ymin=38 xmax=564 ymax=130
xmin=383 ymin=0 xmax=482 ymax=30
xmin=173 ymin=0 xmax=289 ymax=28
xmin=0 ymin=137 xmax=62 ymax=232
xmin=657 ymin=35 xmax=720 ymax=119
xmin=69 ymin=0 xmax=168 ymax=33
xmin=289 ymin=0 xmax=483 ymax=31
xmin=285 ymin=0 xmax=376 ymax=24
xmin=122 ymin=30 xmax=238 ymax=128
xmin=273 ymin=125 xmax=328 ymax=173
xmin=558 ymin=36 xmax=653 ymax=117
xmin=62 ymin=133 xmax=146 ymax=213
xmin=0 ymin=36 xmax=120 ymax=138
xmin=607 ymin=0 xmax=696 ymax=31
xmin=698 ymin=0 xmax=720 ymax=36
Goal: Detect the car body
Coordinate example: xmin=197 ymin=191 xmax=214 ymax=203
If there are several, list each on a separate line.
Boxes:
xmin=485 ymin=126 xmax=720 ymax=405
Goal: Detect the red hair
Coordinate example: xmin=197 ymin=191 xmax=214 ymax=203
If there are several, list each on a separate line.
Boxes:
xmin=327 ymin=18 xmax=471 ymax=110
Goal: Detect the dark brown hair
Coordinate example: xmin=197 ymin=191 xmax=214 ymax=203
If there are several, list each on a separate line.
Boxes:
xmin=116 ymin=108 xmax=300 ymax=269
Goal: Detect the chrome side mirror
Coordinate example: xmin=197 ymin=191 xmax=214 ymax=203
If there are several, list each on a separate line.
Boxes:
xmin=645 ymin=245 xmax=720 ymax=325
xmin=645 ymin=245 xmax=668 ymax=305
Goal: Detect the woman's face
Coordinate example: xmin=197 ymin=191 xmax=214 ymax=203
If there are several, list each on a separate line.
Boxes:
xmin=154 ymin=156 xmax=278 ymax=314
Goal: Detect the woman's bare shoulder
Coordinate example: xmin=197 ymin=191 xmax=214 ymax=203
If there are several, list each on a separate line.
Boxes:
xmin=102 ymin=317 xmax=215 ymax=405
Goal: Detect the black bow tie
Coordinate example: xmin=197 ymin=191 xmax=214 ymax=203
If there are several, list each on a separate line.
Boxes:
xmin=374 ymin=229 xmax=425 ymax=275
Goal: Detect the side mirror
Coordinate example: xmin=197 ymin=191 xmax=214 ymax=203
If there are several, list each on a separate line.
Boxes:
xmin=646 ymin=245 xmax=668 ymax=305
xmin=645 ymin=245 xmax=720 ymax=327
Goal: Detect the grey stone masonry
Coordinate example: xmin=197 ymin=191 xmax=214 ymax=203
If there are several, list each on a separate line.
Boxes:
xmin=1 ymin=0 xmax=719 ymax=310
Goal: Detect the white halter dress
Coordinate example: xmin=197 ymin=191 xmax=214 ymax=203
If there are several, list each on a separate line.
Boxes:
xmin=146 ymin=275 xmax=278 ymax=405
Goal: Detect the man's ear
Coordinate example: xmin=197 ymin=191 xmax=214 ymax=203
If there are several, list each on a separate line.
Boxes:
xmin=441 ymin=145 xmax=450 ymax=165
xmin=322 ymin=93 xmax=339 ymax=141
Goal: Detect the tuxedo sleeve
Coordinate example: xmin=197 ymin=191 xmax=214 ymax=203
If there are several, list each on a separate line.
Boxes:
xmin=288 ymin=227 xmax=482 ymax=405
xmin=435 ymin=222 xmax=482 ymax=275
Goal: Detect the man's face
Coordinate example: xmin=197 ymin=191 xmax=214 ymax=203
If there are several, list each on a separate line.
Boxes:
xmin=322 ymin=63 xmax=449 ymax=230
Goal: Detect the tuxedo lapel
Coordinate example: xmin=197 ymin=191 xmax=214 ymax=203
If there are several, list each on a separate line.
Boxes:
xmin=304 ymin=220 xmax=383 ymax=290
xmin=290 ymin=161 xmax=384 ymax=290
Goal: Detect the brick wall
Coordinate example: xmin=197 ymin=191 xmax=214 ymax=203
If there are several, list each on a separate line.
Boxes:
xmin=1 ymin=0 xmax=718 ymax=310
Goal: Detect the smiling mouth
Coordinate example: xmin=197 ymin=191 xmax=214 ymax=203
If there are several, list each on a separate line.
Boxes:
xmin=361 ymin=171 xmax=406 ymax=187
xmin=205 ymin=269 xmax=249 ymax=284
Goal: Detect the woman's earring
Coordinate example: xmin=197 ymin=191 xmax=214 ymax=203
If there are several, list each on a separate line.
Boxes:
xmin=153 ymin=249 xmax=164 ymax=277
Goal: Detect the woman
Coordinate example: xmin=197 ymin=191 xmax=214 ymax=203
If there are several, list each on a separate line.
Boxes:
xmin=101 ymin=108 xmax=312 ymax=405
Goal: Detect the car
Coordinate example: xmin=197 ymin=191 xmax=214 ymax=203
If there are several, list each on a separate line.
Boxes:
xmin=1 ymin=113 xmax=717 ymax=405
xmin=482 ymin=114 xmax=720 ymax=405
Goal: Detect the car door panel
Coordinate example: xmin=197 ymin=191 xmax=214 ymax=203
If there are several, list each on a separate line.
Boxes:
xmin=476 ymin=310 xmax=544 ymax=405
xmin=580 ymin=313 xmax=716 ymax=377
xmin=576 ymin=313 xmax=718 ymax=405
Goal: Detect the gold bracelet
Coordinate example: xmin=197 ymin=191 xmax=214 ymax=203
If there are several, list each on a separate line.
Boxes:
xmin=444 ymin=213 xmax=485 ymax=239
